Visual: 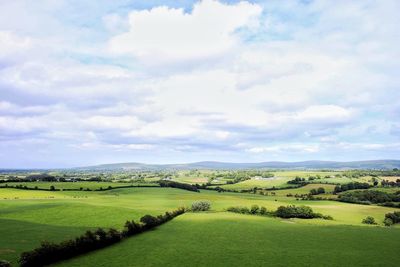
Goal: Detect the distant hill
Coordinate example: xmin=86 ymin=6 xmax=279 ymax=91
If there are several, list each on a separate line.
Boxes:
xmin=77 ymin=160 xmax=400 ymax=171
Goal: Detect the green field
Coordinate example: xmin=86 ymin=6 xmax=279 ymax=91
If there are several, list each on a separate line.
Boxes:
xmin=1 ymin=185 xmax=399 ymax=266
xmin=1 ymin=181 xmax=155 ymax=191
xmin=266 ymin=183 xmax=337 ymax=197
xmin=56 ymin=212 xmax=400 ymax=267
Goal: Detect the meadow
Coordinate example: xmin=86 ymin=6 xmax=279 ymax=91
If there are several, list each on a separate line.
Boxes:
xmin=57 ymin=212 xmax=400 ymax=267
xmin=0 ymin=171 xmax=399 ymax=266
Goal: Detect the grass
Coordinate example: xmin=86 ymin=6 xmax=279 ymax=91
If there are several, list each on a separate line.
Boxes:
xmin=266 ymin=183 xmax=337 ymax=196
xmin=1 ymin=186 xmax=399 ymax=266
xmin=1 ymin=181 xmax=155 ymax=191
xmin=216 ymin=177 xmax=297 ymax=190
xmin=56 ymin=212 xmax=400 ymax=267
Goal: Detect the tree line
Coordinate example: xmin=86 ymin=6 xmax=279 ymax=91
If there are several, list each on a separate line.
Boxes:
xmin=19 ymin=208 xmax=186 ymax=267
xmin=227 ymin=204 xmax=333 ymax=220
xmin=158 ymin=180 xmax=200 ymax=192
xmin=333 ymin=182 xmax=371 ymax=193
xmin=338 ymin=190 xmax=400 ymax=205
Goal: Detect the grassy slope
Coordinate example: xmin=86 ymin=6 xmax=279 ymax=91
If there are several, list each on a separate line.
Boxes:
xmin=1 ymin=187 xmax=399 ymax=265
xmin=56 ymin=212 xmax=400 ymax=267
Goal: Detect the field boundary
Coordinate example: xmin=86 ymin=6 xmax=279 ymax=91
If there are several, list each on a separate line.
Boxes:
xmin=19 ymin=207 xmax=186 ymax=267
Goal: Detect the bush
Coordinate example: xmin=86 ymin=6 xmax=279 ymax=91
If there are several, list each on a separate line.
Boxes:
xmin=260 ymin=206 xmax=267 ymax=215
xmin=250 ymin=205 xmax=260 ymax=214
xmin=362 ymin=216 xmax=377 ymax=225
xmin=384 ymin=211 xmax=400 ymax=226
xmin=140 ymin=215 xmax=160 ymax=228
xmin=191 ymin=201 xmax=211 ymax=212
xmin=384 ymin=217 xmax=393 ymax=226
xmin=275 ymin=205 xmax=331 ymax=219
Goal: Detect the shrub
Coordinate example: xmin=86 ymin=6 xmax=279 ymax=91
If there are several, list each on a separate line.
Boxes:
xmin=275 ymin=205 xmax=331 ymax=219
xmin=191 ymin=201 xmax=211 ymax=212
xmin=250 ymin=205 xmax=260 ymax=214
xmin=260 ymin=206 xmax=267 ymax=215
xmin=140 ymin=215 xmax=159 ymax=228
xmin=362 ymin=216 xmax=377 ymax=225
xmin=384 ymin=217 xmax=394 ymax=226
xmin=384 ymin=211 xmax=400 ymax=225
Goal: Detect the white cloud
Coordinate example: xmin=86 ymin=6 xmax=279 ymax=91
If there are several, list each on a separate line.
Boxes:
xmin=109 ymin=0 xmax=261 ymax=65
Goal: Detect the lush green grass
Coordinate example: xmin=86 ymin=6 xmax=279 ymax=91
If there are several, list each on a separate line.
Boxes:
xmin=1 ymin=186 xmax=399 ymax=266
xmin=216 ymin=177 xmax=297 ymax=190
xmin=1 ymin=181 xmax=154 ymax=191
xmin=56 ymin=212 xmax=400 ymax=267
xmin=266 ymin=183 xmax=337 ymax=197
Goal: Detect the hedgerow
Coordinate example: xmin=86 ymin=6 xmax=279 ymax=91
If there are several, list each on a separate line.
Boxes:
xmin=19 ymin=208 xmax=185 ymax=267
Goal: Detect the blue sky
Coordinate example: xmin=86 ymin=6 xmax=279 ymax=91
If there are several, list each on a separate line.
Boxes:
xmin=0 ymin=0 xmax=399 ymax=168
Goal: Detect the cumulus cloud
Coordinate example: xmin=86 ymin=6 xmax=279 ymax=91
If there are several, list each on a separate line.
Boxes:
xmin=109 ymin=0 xmax=262 ymax=66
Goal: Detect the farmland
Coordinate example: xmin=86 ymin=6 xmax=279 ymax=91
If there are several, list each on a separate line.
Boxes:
xmin=0 ymin=169 xmax=400 ymax=266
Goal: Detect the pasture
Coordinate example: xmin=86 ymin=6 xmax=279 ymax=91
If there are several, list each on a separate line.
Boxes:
xmin=1 ymin=186 xmax=399 ymax=266
xmin=56 ymin=212 xmax=400 ymax=267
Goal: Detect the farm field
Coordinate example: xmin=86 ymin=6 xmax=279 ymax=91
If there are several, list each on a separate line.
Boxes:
xmin=216 ymin=177 xmax=297 ymax=190
xmin=1 ymin=185 xmax=399 ymax=266
xmin=56 ymin=212 xmax=400 ymax=267
xmin=0 ymin=181 xmax=155 ymax=191
xmin=266 ymin=183 xmax=337 ymax=197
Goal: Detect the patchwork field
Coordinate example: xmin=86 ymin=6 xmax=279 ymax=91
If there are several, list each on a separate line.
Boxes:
xmin=1 ymin=185 xmax=399 ymax=266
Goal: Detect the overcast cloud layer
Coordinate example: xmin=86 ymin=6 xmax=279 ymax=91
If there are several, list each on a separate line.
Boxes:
xmin=0 ymin=0 xmax=399 ymax=168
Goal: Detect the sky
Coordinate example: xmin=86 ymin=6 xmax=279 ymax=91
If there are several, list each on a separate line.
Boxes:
xmin=0 ymin=0 xmax=399 ymax=168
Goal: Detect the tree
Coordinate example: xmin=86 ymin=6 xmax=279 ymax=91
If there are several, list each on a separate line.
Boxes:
xmin=362 ymin=216 xmax=377 ymax=225
xmin=317 ymin=187 xmax=325 ymax=194
xmin=50 ymin=185 xmax=55 ymax=191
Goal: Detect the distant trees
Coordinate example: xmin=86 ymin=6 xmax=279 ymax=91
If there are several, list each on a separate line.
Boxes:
xmin=288 ymin=177 xmax=307 ymax=185
xmin=158 ymin=180 xmax=199 ymax=192
xmin=338 ymin=190 xmax=400 ymax=205
xmin=191 ymin=201 xmax=211 ymax=211
xmin=310 ymin=187 xmax=325 ymax=195
xmin=25 ymin=174 xmax=56 ymax=182
xmin=333 ymin=182 xmax=371 ymax=194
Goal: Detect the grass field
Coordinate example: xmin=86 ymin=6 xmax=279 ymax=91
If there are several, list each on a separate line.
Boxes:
xmin=0 ymin=182 xmax=397 ymax=266
xmin=55 ymin=212 xmax=400 ymax=267
xmin=1 ymin=186 xmax=399 ymax=266
xmin=266 ymin=183 xmax=337 ymax=196
xmin=1 ymin=181 xmax=155 ymax=191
